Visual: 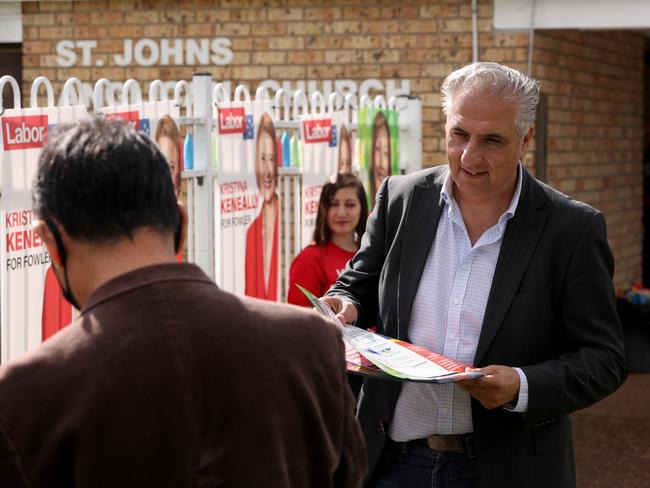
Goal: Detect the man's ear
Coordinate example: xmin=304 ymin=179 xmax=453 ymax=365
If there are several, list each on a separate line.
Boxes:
xmin=34 ymin=220 xmax=63 ymax=267
xmin=175 ymin=203 xmax=188 ymax=254
xmin=519 ymin=127 xmax=534 ymax=159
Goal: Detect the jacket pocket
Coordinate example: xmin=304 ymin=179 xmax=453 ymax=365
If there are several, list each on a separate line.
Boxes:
xmin=532 ymin=416 xmax=569 ymax=455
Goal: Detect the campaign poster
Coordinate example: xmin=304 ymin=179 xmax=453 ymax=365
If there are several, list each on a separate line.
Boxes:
xmin=299 ymin=111 xmax=343 ymax=249
xmin=357 ymin=108 xmax=400 ymax=209
xmin=0 ymin=105 xmax=88 ymax=363
xmin=101 ymin=101 xmax=183 ymax=200
xmin=214 ymin=100 xmax=280 ymax=301
xmin=337 ymin=122 xmax=355 ymax=175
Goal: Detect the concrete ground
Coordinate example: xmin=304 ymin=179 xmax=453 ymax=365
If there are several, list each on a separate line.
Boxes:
xmin=572 ymin=374 xmax=650 ymax=487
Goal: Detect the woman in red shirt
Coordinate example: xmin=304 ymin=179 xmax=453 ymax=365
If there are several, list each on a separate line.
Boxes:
xmin=288 ymin=173 xmax=368 ymax=307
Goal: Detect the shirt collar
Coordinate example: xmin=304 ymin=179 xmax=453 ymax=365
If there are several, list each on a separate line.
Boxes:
xmin=440 ymin=162 xmax=523 ymax=223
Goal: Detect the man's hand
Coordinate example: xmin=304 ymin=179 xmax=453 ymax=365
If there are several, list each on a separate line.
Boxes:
xmin=456 ymin=365 xmax=520 ymax=410
xmin=320 ymin=296 xmax=358 ymax=325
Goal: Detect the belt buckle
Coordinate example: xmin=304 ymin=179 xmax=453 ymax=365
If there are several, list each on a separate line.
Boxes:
xmin=426 ymin=435 xmax=463 ymax=453
xmin=425 ymin=434 xmax=475 ymax=458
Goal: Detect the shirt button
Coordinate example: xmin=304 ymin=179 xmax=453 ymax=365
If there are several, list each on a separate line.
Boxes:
xmin=442 ymin=408 xmax=448 ymax=413
xmin=453 ymin=299 xmax=460 ymax=305
xmin=449 ymin=335 xmax=456 ymax=341
xmin=462 ymin=264 xmax=469 ymax=270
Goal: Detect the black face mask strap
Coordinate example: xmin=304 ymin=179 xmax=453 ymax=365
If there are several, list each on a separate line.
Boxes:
xmin=174 ymin=219 xmax=182 ymax=255
xmin=45 ymin=221 xmax=81 ymax=310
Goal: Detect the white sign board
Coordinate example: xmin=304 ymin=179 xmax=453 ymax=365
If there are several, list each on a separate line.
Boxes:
xmin=0 ymin=105 xmax=88 ymax=363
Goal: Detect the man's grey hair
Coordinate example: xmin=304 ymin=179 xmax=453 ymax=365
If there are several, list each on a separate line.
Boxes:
xmin=441 ymin=62 xmax=541 ymax=137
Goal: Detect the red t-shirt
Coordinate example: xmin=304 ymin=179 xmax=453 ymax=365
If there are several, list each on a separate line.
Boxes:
xmin=287 ymin=241 xmax=356 ymax=307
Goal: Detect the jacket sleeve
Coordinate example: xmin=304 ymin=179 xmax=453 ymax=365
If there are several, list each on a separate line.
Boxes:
xmin=333 ymin=339 xmax=367 ymax=488
xmin=0 ymin=420 xmax=28 ymax=487
xmin=327 ymin=179 xmax=390 ymax=328
xmin=522 ymin=211 xmax=627 ymax=426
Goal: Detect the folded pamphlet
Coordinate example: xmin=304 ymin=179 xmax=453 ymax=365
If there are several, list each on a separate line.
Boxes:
xmin=296 ymin=285 xmax=484 ymax=384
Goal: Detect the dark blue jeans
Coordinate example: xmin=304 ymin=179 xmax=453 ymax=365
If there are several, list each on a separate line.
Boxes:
xmin=366 ymin=439 xmax=480 ymax=488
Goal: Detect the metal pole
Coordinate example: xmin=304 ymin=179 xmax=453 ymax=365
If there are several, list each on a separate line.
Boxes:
xmin=191 ymin=72 xmax=215 ymax=279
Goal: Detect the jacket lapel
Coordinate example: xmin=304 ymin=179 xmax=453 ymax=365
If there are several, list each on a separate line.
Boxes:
xmin=396 ymin=169 xmax=446 ymax=340
xmin=474 ymin=171 xmax=548 ymax=365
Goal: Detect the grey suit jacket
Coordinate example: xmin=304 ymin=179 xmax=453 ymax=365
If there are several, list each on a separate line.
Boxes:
xmin=0 ymin=263 xmax=366 ymax=488
xmin=329 ymin=165 xmax=627 ymax=488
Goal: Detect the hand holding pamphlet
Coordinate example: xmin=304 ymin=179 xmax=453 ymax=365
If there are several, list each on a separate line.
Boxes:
xmin=296 ymin=285 xmax=483 ymax=384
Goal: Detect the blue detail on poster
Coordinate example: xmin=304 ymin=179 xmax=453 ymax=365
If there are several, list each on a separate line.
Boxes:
xmin=243 ymin=114 xmax=254 ymax=140
xmin=329 ymin=124 xmax=337 ymax=147
xmin=139 ymin=118 xmax=150 ymax=136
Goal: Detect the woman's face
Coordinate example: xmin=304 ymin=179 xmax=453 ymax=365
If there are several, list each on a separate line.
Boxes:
xmin=158 ymin=135 xmax=180 ymax=196
xmin=256 ymin=130 xmax=276 ymax=203
xmin=326 ymin=187 xmax=361 ymax=239
xmin=372 ymin=125 xmax=390 ymax=190
xmin=338 ymin=137 xmax=351 ymax=174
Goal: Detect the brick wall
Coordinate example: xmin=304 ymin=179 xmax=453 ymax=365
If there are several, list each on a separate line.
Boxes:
xmin=20 ymin=0 xmax=645 ymax=288
xmin=533 ymin=30 xmax=645 ymax=289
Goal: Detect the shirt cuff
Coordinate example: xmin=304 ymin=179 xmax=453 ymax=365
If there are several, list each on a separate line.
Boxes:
xmin=503 ymin=367 xmax=529 ymax=413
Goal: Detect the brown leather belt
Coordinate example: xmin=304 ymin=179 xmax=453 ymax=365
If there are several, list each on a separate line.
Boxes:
xmin=411 ymin=433 xmax=476 ymax=457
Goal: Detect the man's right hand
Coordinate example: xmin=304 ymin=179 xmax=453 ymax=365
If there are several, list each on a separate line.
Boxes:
xmin=320 ymin=296 xmax=358 ymax=325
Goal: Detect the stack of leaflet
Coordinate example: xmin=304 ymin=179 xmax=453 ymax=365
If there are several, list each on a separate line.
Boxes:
xmin=297 ymin=285 xmax=484 ymax=384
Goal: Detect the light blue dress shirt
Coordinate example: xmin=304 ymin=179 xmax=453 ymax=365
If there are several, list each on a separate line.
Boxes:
xmin=390 ymin=164 xmax=529 ymax=441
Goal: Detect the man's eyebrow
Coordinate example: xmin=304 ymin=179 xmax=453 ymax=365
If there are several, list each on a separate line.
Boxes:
xmin=482 ymin=133 xmax=507 ymax=142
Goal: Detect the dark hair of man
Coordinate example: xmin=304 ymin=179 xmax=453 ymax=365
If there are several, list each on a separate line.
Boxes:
xmin=312 ymin=173 xmax=368 ymax=246
xmin=33 ymin=117 xmax=180 ymax=242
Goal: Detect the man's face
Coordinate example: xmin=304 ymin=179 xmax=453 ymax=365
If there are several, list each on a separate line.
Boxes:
xmin=445 ymin=90 xmax=532 ymax=203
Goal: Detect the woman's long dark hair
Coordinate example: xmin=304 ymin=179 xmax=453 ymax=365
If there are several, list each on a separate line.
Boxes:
xmin=312 ymin=173 xmax=368 ymax=246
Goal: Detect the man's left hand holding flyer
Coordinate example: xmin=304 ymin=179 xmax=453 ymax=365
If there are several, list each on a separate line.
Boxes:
xmin=297 ymin=285 xmax=483 ymax=384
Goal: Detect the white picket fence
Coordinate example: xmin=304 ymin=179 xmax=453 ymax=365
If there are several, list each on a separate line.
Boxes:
xmin=0 ymin=72 xmax=422 ymax=361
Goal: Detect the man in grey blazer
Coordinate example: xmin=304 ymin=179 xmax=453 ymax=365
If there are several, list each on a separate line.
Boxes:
xmin=0 ymin=118 xmax=366 ymax=487
xmin=324 ymin=62 xmax=626 ymax=487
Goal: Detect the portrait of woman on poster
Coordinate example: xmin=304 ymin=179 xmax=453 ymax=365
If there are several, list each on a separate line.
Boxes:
xmin=369 ymin=111 xmax=391 ymax=207
xmin=287 ymin=173 xmax=368 ymax=308
xmin=155 ymin=114 xmax=182 ymax=199
xmin=245 ymin=112 xmax=279 ymax=301
xmin=338 ymin=124 xmax=352 ymax=174
xmin=155 ymin=114 xmax=184 ymax=262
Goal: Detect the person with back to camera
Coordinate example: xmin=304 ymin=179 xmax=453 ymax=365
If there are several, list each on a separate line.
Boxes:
xmin=368 ymin=112 xmax=391 ymax=208
xmin=288 ymin=173 xmax=368 ymax=306
xmin=0 ymin=117 xmax=366 ymax=487
xmin=245 ymin=112 xmax=279 ymax=301
xmin=322 ymin=62 xmax=627 ymax=487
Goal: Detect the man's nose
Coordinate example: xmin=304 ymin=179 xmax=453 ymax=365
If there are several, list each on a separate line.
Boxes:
xmin=461 ymin=138 xmax=481 ymax=165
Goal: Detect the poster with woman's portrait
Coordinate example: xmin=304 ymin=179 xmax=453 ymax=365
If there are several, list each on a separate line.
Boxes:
xmin=102 ymin=101 xmax=182 ymax=200
xmin=214 ymin=99 xmax=279 ymax=301
xmin=1 ymin=104 xmax=88 ymax=363
xmin=299 ymin=111 xmax=344 ymax=249
xmin=357 ymin=108 xmax=400 ymax=209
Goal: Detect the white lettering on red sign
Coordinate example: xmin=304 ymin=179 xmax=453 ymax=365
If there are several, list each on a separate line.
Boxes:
xmin=303 ymin=119 xmax=332 ymax=144
xmin=105 ymin=111 xmax=140 ymax=129
xmin=1 ymin=115 xmax=49 ymax=151
xmin=218 ymin=108 xmax=245 ymax=135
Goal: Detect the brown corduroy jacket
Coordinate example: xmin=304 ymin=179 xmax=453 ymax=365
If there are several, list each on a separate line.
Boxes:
xmin=0 ymin=263 xmax=366 ymax=487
